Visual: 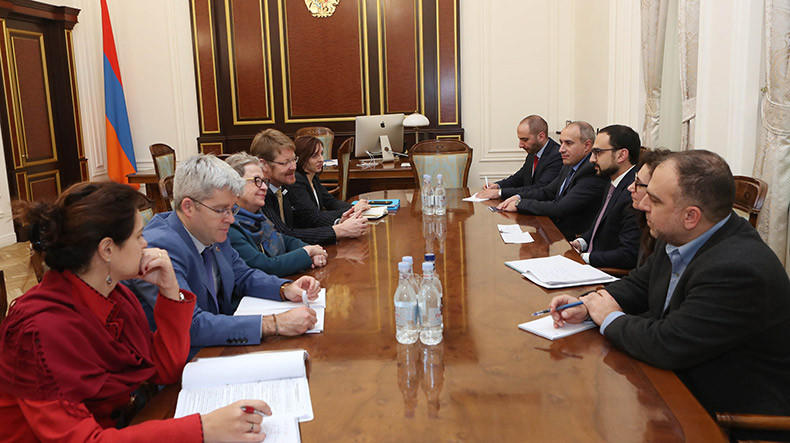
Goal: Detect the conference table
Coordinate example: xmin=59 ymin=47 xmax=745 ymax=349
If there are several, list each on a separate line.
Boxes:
xmin=132 ymin=188 xmax=726 ymax=442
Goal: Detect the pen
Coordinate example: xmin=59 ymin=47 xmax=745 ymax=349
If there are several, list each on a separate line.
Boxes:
xmin=240 ymin=406 xmax=267 ymax=417
xmin=485 ymin=176 xmax=489 ymax=188
xmin=302 ymin=289 xmax=309 ymax=308
xmin=531 ymin=301 xmax=584 ymax=316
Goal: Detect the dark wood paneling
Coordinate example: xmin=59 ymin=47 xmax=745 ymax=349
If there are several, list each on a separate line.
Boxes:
xmin=436 ymin=0 xmax=458 ymax=125
xmin=383 ymin=0 xmax=418 ymax=114
xmin=228 ymin=0 xmax=271 ymax=121
xmin=282 ymin=0 xmax=365 ymax=118
xmin=10 ymin=32 xmax=55 ymax=163
xmin=27 ymin=170 xmax=58 ymax=202
xmin=200 ymin=142 xmax=223 ymax=155
xmin=192 ymin=0 xmax=220 ymax=133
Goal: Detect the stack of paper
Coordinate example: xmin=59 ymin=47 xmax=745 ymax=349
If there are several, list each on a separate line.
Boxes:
xmin=518 ymin=315 xmax=596 ymax=340
xmin=462 ymin=193 xmax=489 ymax=202
xmin=234 ymin=289 xmax=326 ymax=333
xmin=360 ymin=206 xmax=388 ymax=220
xmin=498 ymin=224 xmax=534 ymax=244
xmin=175 ymin=350 xmax=311 ymax=442
xmin=505 ymin=255 xmax=617 ymax=288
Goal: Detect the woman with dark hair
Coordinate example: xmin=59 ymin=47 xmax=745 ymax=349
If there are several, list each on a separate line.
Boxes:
xmin=628 ymin=148 xmax=672 ymax=265
xmin=290 ymin=135 xmax=370 ymax=222
xmin=0 ymin=182 xmax=270 ymax=441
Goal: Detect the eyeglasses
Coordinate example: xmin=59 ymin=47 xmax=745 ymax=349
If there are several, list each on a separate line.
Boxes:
xmin=246 ymin=176 xmax=270 ymax=188
xmin=267 ymin=156 xmax=298 ymax=166
xmin=190 ymin=198 xmax=240 ymax=218
xmin=633 ymin=176 xmax=648 ymax=188
xmin=591 ymin=147 xmax=618 ymax=156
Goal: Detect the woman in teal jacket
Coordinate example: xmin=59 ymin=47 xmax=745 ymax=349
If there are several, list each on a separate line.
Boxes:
xmin=226 ymin=152 xmax=328 ymax=277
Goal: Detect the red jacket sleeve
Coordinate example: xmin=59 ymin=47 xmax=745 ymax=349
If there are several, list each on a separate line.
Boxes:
xmin=150 ymin=290 xmax=196 ymax=384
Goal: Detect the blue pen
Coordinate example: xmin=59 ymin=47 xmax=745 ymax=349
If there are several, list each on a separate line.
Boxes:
xmin=531 ymin=301 xmax=584 ymax=316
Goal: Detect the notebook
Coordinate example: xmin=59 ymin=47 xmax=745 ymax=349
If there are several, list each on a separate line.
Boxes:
xmin=518 ymin=315 xmax=597 ymax=340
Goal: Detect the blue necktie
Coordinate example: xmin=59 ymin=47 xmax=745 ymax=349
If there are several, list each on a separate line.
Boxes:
xmin=202 ymin=247 xmax=218 ymax=306
xmin=557 ymin=168 xmax=576 ymax=198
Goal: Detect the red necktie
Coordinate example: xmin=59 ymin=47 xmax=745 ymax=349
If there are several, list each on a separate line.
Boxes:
xmin=532 ymin=156 xmax=539 ymax=177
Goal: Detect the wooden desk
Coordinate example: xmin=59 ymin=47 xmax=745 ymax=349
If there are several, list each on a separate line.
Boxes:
xmin=320 ymin=158 xmax=413 ymax=197
xmin=127 ymin=171 xmax=167 ymax=213
xmin=132 ymin=189 xmax=725 ymax=442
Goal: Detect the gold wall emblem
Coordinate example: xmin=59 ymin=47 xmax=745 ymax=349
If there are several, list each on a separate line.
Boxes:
xmin=304 ymin=0 xmax=339 ymax=18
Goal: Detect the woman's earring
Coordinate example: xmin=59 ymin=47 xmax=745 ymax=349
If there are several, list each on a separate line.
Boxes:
xmin=105 ymin=259 xmax=113 ymax=285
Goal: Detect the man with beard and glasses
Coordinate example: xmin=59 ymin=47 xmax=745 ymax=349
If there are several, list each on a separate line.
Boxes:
xmin=569 ymin=124 xmax=640 ymax=270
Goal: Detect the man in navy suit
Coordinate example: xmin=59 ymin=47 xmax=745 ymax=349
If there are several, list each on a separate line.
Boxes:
xmin=127 ymin=154 xmax=320 ymax=359
xmin=498 ymin=121 xmax=608 ymax=240
xmin=476 ymin=115 xmax=562 ymax=200
xmin=570 ymin=125 xmax=640 ymax=269
xmin=550 ymin=150 xmax=790 ymax=441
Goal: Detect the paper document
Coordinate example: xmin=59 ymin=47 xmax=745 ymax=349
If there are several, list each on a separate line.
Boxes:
xmin=497 ymin=224 xmax=534 ymax=244
xmin=518 ymin=315 xmax=596 ymax=340
xmin=462 ymin=193 xmax=489 ymax=202
xmin=175 ymin=350 xmax=313 ymax=423
xmin=234 ymin=289 xmax=326 ymax=333
xmin=322 ymin=159 xmax=338 ymax=167
xmin=360 ymin=206 xmax=388 ymax=219
xmin=505 ymin=255 xmax=617 ymax=288
xmin=257 ymin=416 xmax=301 ymax=443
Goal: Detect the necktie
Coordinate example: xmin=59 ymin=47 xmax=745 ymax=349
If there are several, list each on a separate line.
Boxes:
xmin=588 ymin=184 xmax=615 ymax=252
xmin=557 ymin=169 xmax=576 ymax=198
xmin=532 ymin=155 xmax=539 ymax=177
xmin=202 ymin=247 xmax=217 ymax=298
xmin=276 ymin=189 xmax=285 ymax=221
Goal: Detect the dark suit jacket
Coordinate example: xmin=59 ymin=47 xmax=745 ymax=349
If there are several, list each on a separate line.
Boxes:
xmin=498 ymin=138 xmax=563 ymax=199
xmin=124 ymin=211 xmax=288 ymax=359
xmin=579 ymin=167 xmax=639 ymax=269
xmin=604 ymin=214 xmax=790 ymax=419
xmin=262 ymin=186 xmax=338 ymax=245
xmin=516 ymin=155 xmax=608 ymax=240
xmin=290 ymin=171 xmax=352 ymax=224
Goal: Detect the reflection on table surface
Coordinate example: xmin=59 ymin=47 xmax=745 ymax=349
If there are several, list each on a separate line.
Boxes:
xmin=133 ymin=188 xmax=725 ymax=442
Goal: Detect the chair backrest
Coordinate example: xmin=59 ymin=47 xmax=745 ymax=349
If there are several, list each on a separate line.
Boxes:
xmin=0 ymin=269 xmax=7 ymax=323
xmin=336 ymin=137 xmax=354 ymax=201
xmin=137 ymin=191 xmax=156 ymax=226
xmin=149 ymin=143 xmax=176 ymax=179
xmin=732 ymin=175 xmax=767 ymax=228
xmin=408 ymin=139 xmax=473 ymax=189
xmin=296 ymin=126 xmax=334 ymax=159
xmin=159 ymin=174 xmax=176 ymax=212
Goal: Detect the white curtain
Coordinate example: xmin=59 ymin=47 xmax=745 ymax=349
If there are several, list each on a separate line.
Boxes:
xmin=754 ymin=0 xmax=790 ymax=272
xmin=676 ymin=0 xmax=699 ymax=151
xmin=641 ymin=0 xmax=669 ymax=148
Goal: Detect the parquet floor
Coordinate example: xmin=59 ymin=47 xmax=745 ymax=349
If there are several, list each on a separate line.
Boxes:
xmin=0 ymin=242 xmax=39 ymax=315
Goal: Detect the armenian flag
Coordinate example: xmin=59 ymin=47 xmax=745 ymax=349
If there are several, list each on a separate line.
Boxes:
xmin=102 ymin=0 xmax=137 ymax=186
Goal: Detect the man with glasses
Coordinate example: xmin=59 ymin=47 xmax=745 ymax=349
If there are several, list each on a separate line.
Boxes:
xmin=250 ymin=129 xmax=367 ymax=245
xmin=569 ymin=125 xmax=640 ymax=269
xmin=127 ymin=154 xmax=320 ymax=360
xmin=497 ymin=121 xmax=608 ymax=240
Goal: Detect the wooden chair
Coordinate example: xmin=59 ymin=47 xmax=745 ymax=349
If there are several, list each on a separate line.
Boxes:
xmin=296 ymin=126 xmax=334 ymax=159
xmin=0 ymin=269 xmax=7 ymax=323
xmin=408 ymin=139 xmax=473 ymax=189
xmin=137 ymin=191 xmax=156 ymax=226
xmin=149 ymin=143 xmax=176 ymax=180
xmin=716 ymin=412 xmax=790 ymax=439
xmin=733 ymin=175 xmax=768 ymax=228
xmin=159 ymin=175 xmax=175 ymax=212
xmin=29 ymin=248 xmax=46 ymax=283
xmin=334 ymin=137 xmax=353 ymax=201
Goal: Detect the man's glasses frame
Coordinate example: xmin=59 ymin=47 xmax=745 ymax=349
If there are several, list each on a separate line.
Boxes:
xmin=267 ymin=156 xmax=299 ymax=166
xmin=189 ymin=197 xmax=240 ymax=217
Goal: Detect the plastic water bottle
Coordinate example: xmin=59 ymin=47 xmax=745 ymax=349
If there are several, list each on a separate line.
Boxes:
xmin=401 ymin=256 xmax=420 ymax=294
xmin=418 ymin=261 xmax=443 ymax=345
xmin=394 ymin=262 xmax=419 ymax=344
xmin=434 ymin=174 xmax=446 ymax=215
xmin=422 ymin=258 xmax=443 ymax=318
xmin=421 ymin=175 xmax=434 ymax=215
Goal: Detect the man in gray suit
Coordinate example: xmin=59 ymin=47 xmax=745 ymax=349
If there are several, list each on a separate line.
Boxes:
xmin=549 ymin=150 xmax=790 ymax=439
xmin=128 ymin=154 xmax=319 ymax=360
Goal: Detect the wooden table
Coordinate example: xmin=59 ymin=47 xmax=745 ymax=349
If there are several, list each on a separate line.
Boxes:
xmin=127 ymin=171 xmax=167 ymax=213
xmin=320 ymin=158 xmax=414 ymax=197
xmin=132 ymin=189 xmax=725 ymax=442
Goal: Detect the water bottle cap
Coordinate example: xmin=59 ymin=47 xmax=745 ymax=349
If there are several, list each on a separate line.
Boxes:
xmin=424 ymin=253 xmax=435 ymax=261
xmin=423 ymin=174 xmax=430 ymax=179
xmin=422 ymin=261 xmax=432 ymax=271
xmin=437 ymin=174 xmax=443 ymax=179
xmin=402 ymin=255 xmax=413 ymax=264
xmin=398 ymin=262 xmax=409 ymax=272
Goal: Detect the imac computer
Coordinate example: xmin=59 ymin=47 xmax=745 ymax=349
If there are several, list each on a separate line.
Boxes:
xmin=354 ymin=113 xmax=405 ymax=159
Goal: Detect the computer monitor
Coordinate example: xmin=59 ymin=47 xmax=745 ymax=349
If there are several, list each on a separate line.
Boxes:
xmin=354 ymin=113 xmax=405 ymax=158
